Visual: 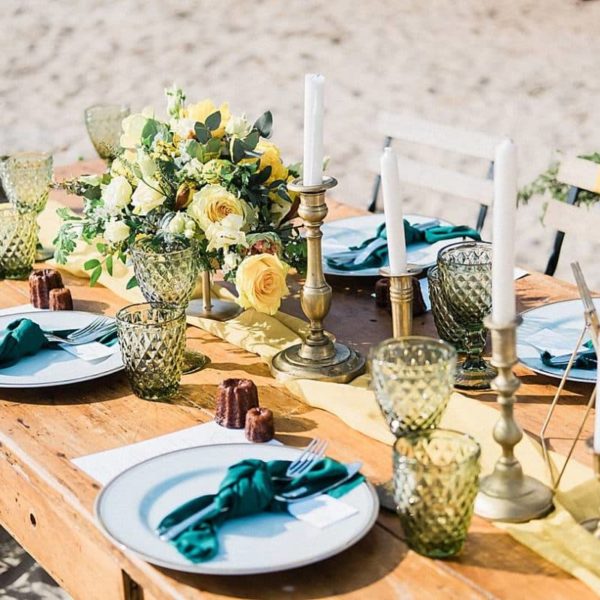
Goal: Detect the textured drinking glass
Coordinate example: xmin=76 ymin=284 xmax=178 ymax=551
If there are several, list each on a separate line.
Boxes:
xmin=130 ymin=236 xmax=206 ymax=374
xmin=116 ymin=303 xmax=186 ymax=401
xmin=0 ymin=207 xmax=37 ymax=279
xmin=85 ymin=104 xmax=130 ymax=161
xmin=393 ymin=429 xmax=481 ymax=558
xmin=3 ymin=152 xmax=53 ymax=213
xmin=437 ymin=241 xmax=496 ymax=390
xmin=370 ymin=337 xmax=457 ymax=436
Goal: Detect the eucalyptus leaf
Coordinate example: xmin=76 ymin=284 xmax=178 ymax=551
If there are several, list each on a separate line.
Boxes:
xmin=253 ymin=111 xmax=273 ymax=138
xmin=205 ymin=137 xmax=221 ymax=154
xmin=194 ymin=123 xmax=211 ymax=144
xmin=205 ymin=111 xmax=221 ymax=132
xmin=231 ymin=138 xmax=245 ymax=163
xmin=243 ymin=130 xmax=259 ymax=150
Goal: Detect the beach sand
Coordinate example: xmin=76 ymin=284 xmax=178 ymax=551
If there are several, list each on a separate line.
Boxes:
xmin=1 ymin=0 xmax=600 ymax=597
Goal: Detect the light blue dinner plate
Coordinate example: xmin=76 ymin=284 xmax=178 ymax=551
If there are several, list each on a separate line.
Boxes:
xmin=517 ymin=298 xmax=599 ymax=383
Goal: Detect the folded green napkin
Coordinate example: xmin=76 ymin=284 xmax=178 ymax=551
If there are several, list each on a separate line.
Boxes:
xmin=0 ymin=318 xmax=118 ymax=369
xmin=541 ymin=341 xmax=597 ymax=370
xmin=0 ymin=319 xmax=47 ymax=368
xmin=326 ymin=221 xmax=481 ymax=271
xmin=158 ymin=457 xmax=364 ymax=563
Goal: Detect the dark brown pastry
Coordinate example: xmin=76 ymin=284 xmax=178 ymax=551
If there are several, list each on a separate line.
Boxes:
xmin=374 ymin=277 xmax=427 ymax=317
xmin=215 ymin=378 xmax=259 ymax=429
xmin=29 ymin=269 xmax=64 ymax=309
xmin=245 ymin=407 xmax=274 ymax=443
xmin=49 ymin=287 xmax=73 ymax=311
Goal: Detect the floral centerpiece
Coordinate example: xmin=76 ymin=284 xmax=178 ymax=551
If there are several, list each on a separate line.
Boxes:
xmin=55 ymin=86 xmax=306 ymax=314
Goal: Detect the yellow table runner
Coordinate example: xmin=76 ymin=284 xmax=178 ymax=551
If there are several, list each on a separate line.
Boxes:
xmin=41 ymin=198 xmax=600 ymax=594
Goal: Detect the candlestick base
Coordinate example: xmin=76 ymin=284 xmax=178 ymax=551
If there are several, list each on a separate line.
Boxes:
xmin=186 ymin=299 xmax=243 ymax=322
xmin=271 ymin=340 xmax=365 ymax=383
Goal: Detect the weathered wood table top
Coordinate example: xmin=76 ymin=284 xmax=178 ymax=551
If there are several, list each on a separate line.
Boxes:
xmin=0 ymin=161 xmax=597 ymax=599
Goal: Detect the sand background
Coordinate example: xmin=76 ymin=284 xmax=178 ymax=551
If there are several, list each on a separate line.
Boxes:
xmin=1 ymin=0 xmax=600 ymax=598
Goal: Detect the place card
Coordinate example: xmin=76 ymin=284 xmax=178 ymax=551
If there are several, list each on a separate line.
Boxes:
xmin=288 ymin=494 xmax=359 ymax=528
xmin=58 ymin=340 xmax=116 ymax=362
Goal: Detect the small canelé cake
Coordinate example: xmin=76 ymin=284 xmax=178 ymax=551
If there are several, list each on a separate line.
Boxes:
xmin=245 ymin=407 xmax=275 ymax=443
xmin=49 ymin=288 xmax=73 ymax=311
xmin=215 ymin=378 xmax=259 ymax=429
xmin=29 ymin=269 xmax=64 ymax=309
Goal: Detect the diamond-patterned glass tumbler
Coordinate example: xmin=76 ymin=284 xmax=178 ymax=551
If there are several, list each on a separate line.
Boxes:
xmin=394 ymin=429 xmax=481 ymax=558
xmin=437 ymin=241 xmax=496 ymax=390
xmin=3 ymin=152 xmax=53 ymax=213
xmin=116 ymin=303 xmax=186 ymax=401
xmin=370 ymin=337 xmax=456 ymax=436
xmin=0 ymin=207 xmax=37 ymax=279
xmin=85 ymin=104 xmax=130 ymax=161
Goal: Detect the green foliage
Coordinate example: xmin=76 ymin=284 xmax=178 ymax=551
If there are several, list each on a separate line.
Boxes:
xmin=254 ymin=111 xmax=273 ymax=139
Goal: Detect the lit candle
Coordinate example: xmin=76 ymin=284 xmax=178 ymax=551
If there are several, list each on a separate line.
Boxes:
xmin=492 ymin=139 xmax=517 ymax=326
xmin=303 ymin=74 xmax=324 ymax=186
xmin=380 ymin=147 xmax=407 ymax=274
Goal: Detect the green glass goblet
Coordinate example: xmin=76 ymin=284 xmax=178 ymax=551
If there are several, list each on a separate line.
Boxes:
xmin=84 ymin=104 xmax=130 ymax=162
xmin=0 ymin=206 xmax=37 ymax=279
xmin=116 ymin=303 xmax=186 ymax=401
xmin=437 ymin=241 xmax=496 ymax=390
xmin=394 ymin=429 xmax=481 ymax=558
xmin=130 ymin=236 xmax=207 ymax=374
xmin=3 ymin=152 xmax=54 ymax=261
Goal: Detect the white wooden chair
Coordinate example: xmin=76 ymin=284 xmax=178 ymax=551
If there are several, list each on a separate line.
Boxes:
xmin=544 ymin=155 xmax=600 ymax=275
xmin=368 ymin=112 xmax=502 ymax=232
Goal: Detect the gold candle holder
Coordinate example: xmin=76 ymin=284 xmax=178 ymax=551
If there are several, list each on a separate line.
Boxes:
xmin=379 ymin=266 xmax=422 ymax=338
xmin=474 ymin=316 xmax=554 ymax=522
xmin=271 ymin=177 xmax=365 ymax=383
xmin=186 ymin=271 xmax=243 ymax=322
xmin=580 ymin=439 xmax=600 ymax=537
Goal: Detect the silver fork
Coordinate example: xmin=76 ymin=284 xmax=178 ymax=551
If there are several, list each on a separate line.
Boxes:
xmin=157 ymin=438 xmax=328 ymax=542
xmin=44 ymin=319 xmax=116 ymax=345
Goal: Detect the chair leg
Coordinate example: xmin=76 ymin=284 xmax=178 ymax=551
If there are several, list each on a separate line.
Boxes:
xmin=544 ymin=186 xmax=580 ymax=276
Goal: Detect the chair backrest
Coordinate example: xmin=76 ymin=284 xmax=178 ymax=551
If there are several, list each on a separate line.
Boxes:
xmin=544 ymin=156 xmax=600 ymax=275
xmin=369 ymin=112 xmax=502 ymax=231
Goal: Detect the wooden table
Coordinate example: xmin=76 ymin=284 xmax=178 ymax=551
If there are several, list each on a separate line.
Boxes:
xmin=0 ymin=162 xmax=597 ymax=599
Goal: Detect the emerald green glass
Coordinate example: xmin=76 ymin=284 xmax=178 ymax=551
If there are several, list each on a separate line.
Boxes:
xmin=437 ymin=241 xmax=496 ymax=390
xmin=393 ymin=429 xmax=481 ymax=558
xmin=0 ymin=207 xmax=37 ymax=279
xmin=3 ymin=152 xmax=53 ymax=213
xmin=116 ymin=303 xmax=186 ymax=401
xmin=370 ymin=337 xmax=456 ymax=436
xmin=85 ymin=104 xmax=130 ymax=161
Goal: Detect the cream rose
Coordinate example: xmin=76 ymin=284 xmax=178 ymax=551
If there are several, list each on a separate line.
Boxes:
xmin=120 ymin=113 xmax=149 ymax=149
xmin=205 ymin=213 xmax=247 ymax=251
xmin=136 ymin=149 xmax=157 ymax=180
xmin=184 ymin=100 xmax=230 ymax=137
xmin=104 ymin=219 xmax=130 ymax=244
xmin=102 ymin=176 xmax=132 ymax=214
xmin=235 ymin=253 xmax=289 ymax=315
xmin=187 ymin=184 xmax=254 ymax=232
xmin=225 ymin=114 xmax=251 ymax=138
xmin=131 ymin=180 xmax=166 ymax=215
xmin=163 ymin=212 xmax=196 ymax=239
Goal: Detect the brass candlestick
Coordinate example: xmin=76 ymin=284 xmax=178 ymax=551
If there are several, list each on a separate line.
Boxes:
xmin=474 ymin=316 xmax=554 ymax=522
xmin=186 ymin=271 xmax=243 ymax=322
xmin=271 ymin=177 xmax=366 ymax=383
xmin=379 ymin=266 xmax=422 ymax=337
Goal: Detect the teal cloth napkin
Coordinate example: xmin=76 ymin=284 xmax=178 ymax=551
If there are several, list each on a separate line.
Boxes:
xmin=0 ymin=318 xmax=118 ymax=369
xmin=540 ymin=340 xmax=597 ymax=370
xmin=326 ymin=221 xmax=481 ymax=271
xmin=157 ymin=458 xmax=364 ymax=563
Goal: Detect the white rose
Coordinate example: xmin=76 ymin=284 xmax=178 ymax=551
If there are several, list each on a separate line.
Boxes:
xmin=136 ymin=149 xmax=157 ymax=180
xmin=222 ymin=251 xmax=241 ymax=273
xmin=131 ymin=180 xmax=166 ymax=215
xmin=102 ymin=176 xmax=132 ymax=214
xmin=205 ymin=213 xmax=247 ymax=251
xmin=171 ymin=118 xmax=196 ymax=139
xmin=104 ymin=219 xmax=130 ymax=244
xmin=163 ymin=212 xmax=196 ymax=238
xmin=120 ymin=114 xmax=149 ymax=149
xmin=225 ymin=114 xmax=251 ymax=138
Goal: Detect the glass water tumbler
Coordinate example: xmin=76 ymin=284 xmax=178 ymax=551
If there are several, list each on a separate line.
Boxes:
xmin=393 ymin=429 xmax=481 ymax=558
xmin=116 ymin=303 xmax=186 ymax=401
xmin=84 ymin=104 xmax=130 ymax=161
xmin=370 ymin=337 xmax=457 ymax=436
xmin=3 ymin=152 xmax=53 ymax=213
xmin=0 ymin=207 xmax=37 ymax=279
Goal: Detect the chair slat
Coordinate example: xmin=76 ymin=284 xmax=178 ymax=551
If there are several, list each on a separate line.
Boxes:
xmin=544 ymin=198 xmax=600 ymax=240
xmin=556 ymin=156 xmax=600 ymax=194
xmin=377 ymin=112 xmax=501 ymax=160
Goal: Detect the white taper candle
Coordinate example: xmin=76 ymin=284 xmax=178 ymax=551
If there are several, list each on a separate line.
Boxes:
xmin=492 ymin=139 xmax=517 ymax=326
xmin=380 ymin=147 xmax=408 ymax=274
xmin=303 ymin=74 xmax=324 ymax=186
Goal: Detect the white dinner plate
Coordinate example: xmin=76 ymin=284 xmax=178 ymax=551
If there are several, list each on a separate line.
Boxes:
xmin=322 ymin=213 xmax=454 ymax=277
xmin=0 ymin=310 xmax=123 ymax=388
xmin=517 ymin=299 xmax=599 ymax=383
xmin=95 ymin=443 xmax=379 ymax=575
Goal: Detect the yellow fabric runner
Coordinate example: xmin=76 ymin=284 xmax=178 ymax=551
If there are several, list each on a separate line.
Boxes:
xmin=42 ymin=197 xmax=600 ymax=593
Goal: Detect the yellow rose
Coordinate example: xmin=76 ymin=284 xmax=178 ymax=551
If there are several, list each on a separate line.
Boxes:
xmin=187 ymin=184 xmax=255 ymax=232
xmin=256 ymin=140 xmax=288 ymax=183
xmin=235 ymin=253 xmax=289 ymax=315
xmin=184 ymin=100 xmax=230 ymax=138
